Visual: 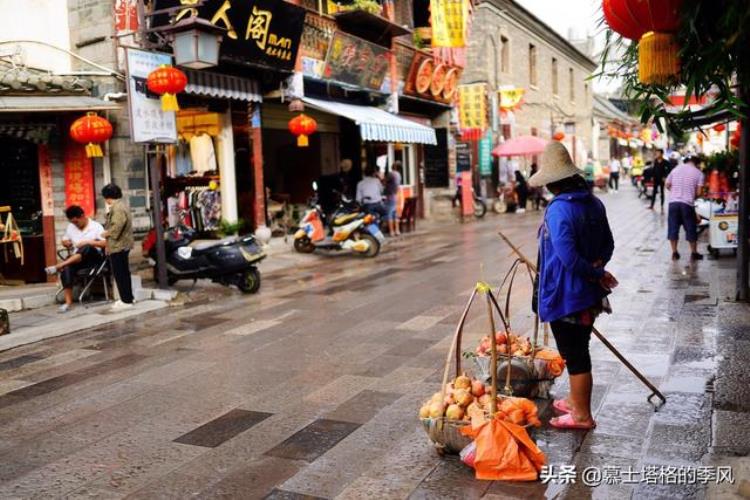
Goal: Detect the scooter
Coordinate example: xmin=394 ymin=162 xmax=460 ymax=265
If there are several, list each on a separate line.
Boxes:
xmin=293 ymin=184 xmax=384 ymax=257
xmin=144 ymin=225 xmax=266 ymax=294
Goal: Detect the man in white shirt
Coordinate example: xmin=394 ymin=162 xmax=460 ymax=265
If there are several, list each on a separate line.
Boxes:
xmin=356 ymin=165 xmax=387 ymax=219
xmin=44 ymin=205 xmax=106 ymax=312
xmin=609 ymin=157 xmax=622 ymax=193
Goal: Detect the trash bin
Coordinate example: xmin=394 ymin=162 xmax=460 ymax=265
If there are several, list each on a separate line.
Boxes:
xmin=0 ymin=308 xmax=8 ymax=335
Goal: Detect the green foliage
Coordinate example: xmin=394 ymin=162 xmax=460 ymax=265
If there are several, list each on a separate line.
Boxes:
xmin=596 ymin=1 xmax=750 ymax=134
xmin=339 ymin=0 xmax=382 ymax=15
xmin=217 ymin=219 xmax=246 ymax=237
xmin=706 ymin=150 xmax=739 ymax=174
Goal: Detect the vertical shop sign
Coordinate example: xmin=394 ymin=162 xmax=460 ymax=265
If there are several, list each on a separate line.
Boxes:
xmin=64 ymin=141 xmax=96 ymax=216
xmin=300 ymin=13 xmax=335 ymax=79
xmin=125 ymin=48 xmax=178 ymax=144
xmin=38 ymin=145 xmax=54 ymax=217
xmin=114 ymin=0 xmax=139 ymax=33
xmin=478 ymin=131 xmax=492 ymax=176
xmin=430 ymin=0 xmax=468 ymax=48
xmin=458 ymin=83 xmax=487 ymax=133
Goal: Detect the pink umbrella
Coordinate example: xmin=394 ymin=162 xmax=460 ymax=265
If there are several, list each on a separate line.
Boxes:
xmin=492 ymin=135 xmax=549 ymax=157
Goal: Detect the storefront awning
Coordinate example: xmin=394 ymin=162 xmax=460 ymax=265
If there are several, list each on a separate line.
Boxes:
xmin=302 ymin=96 xmax=437 ymax=145
xmin=0 ymin=96 xmax=119 ymax=113
xmin=184 ymin=70 xmax=262 ymax=103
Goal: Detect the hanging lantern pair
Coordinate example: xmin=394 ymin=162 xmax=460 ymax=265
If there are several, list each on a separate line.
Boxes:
xmin=69 ymin=112 xmax=113 ymax=158
xmin=288 ymin=114 xmax=318 ymax=147
xmin=147 ymin=65 xmax=188 ymax=111
xmin=602 ymin=0 xmax=683 ymax=85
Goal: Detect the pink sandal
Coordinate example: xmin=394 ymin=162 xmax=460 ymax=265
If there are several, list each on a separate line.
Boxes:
xmin=552 ymin=399 xmax=572 ymax=414
xmin=550 ymin=413 xmax=596 ymax=430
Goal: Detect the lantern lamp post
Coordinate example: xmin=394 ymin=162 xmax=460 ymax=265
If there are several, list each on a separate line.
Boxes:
xmin=168 ymin=17 xmax=225 ymax=70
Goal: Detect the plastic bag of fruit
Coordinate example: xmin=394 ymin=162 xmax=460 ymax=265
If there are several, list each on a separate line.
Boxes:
xmin=460 ymin=415 xmax=546 ymax=481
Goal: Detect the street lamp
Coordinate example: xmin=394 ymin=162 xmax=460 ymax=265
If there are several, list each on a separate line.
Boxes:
xmin=169 ymin=17 xmax=224 ymax=69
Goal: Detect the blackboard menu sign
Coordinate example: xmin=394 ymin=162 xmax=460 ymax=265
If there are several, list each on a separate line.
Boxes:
xmin=153 ymin=0 xmax=306 ymax=70
xmin=456 ymin=141 xmax=472 ymax=173
xmin=424 ymin=128 xmax=449 ymax=188
xmin=324 ymin=31 xmax=390 ymax=91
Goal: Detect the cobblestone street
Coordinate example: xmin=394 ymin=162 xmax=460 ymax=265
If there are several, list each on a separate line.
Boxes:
xmin=0 ymin=185 xmax=747 ymax=499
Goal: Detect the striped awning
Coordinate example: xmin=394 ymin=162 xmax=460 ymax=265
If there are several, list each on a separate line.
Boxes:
xmin=184 ymin=70 xmax=262 ymax=103
xmin=302 ymin=96 xmax=437 ymax=145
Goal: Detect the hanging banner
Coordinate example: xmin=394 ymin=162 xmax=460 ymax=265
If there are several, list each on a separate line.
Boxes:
xmin=153 ymin=0 xmax=306 ymax=70
xmin=299 ymin=12 xmax=336 ymax=79
xmin=125 ymin=48 xmax=178 ymax=144
xmin=478 ymin=131 xmax=493 ymax=176
xmin=38 ymin=145 xmax=54 ymax=217
xmin=430 ymin=0 xmax=468 ymax=48
xmin=64 ymin=141 xmax=96 ymax=216
xmin=458 ymin=83 xmax=487 ymax=133
xmin=499 ymin=87 xmax=525 ymax=110
xmin=324 ymin=31 xmax=391 ymax=91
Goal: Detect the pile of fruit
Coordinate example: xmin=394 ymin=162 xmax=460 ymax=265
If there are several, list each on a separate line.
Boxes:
xmin=474 ymin=331 xmax=534 ymax=357
xmin=418 ymin=374 xmax=541 ymax=427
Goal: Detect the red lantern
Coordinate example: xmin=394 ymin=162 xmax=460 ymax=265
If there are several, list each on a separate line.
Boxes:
xmin=553 ymin=131 xmax=565 ymax=141
xmin=288 ymin=114 xmax=317 ymax=147
xmin=713 ymin=123 xmax=726 ymax=133
xmin=731 ymin=134 xmax=740 ymax=148
xmin=147 ymin=65 xmax=188 ymax=111
xmin=69 ymin=112 xmax=113 ymax=158
xmin=602 ymin=0 xmax=683 ymax=85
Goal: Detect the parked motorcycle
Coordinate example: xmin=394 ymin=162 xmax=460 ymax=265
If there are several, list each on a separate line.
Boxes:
xmin=453 ymin=186 xmax=487 ymax=218
xmin=293 ymin=184 xmax=384 ymax=257
xmin=143 ymin=225 xmax=266 ymax=293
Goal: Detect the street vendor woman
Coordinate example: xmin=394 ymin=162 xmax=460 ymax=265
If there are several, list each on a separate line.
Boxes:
xmin=529 ymin=142 xmax=618 ymax=430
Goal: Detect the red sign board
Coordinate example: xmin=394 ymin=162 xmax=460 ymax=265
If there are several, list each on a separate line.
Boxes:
xmin=38 ymin=145 xmax=54 ymax=217
xmin=404 ymin=50 xmax=461 ymax=103
xmin=64 ymin=141 xmax=96 ymax=216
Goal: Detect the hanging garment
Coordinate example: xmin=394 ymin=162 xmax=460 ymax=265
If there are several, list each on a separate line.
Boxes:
xmin=189 ymin=134 xmax=217 ymax=174
xmin=167 ymin=196 xmax=180 ymax=228
xmin=175 ymin=142 xmax=193 ymax=177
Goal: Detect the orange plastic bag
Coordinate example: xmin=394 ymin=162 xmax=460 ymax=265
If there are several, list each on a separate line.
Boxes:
xmin=461 ymin=416 xmax=546 ymax=481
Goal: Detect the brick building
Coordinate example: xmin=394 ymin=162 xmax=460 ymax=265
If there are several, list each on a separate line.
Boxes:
xmin=464 ymin=0 xmax=597 ymax=175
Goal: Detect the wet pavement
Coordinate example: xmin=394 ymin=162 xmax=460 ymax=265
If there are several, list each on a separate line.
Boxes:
xmin=0 ymin=184 xmax=747 ymax=499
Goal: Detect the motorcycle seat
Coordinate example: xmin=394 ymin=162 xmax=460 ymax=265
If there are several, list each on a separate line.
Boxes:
xmin=189 ymin=237 xmax=238 ymax=252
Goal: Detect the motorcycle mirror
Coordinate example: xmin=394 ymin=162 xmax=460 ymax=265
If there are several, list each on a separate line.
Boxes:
xmin=312 ymin=181 xmax=318 ymax=191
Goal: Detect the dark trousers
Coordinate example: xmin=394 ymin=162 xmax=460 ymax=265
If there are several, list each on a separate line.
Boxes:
xmin=550 ymin=320 xmax=593 ymax=375
xmin=608 ymin=172 xmax=620 ymax=190
xmin=109 ymin=250 xmax=133 ymax=304
xmin=60 ymin=246 xmax=103 ymax=288
xmin=362 ymin=202 xmax=387 ymax=220
xmin=650 ymin=179 xmax=665 ymax=208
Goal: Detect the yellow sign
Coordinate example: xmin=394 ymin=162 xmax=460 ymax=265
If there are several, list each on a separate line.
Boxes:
xmin=458 ymin=83 xmax=487 ymax=130
xmin=499 ymin=88 xmax=525 ymax=110
xmin=430 ymin=0 xmax=468 ymax=48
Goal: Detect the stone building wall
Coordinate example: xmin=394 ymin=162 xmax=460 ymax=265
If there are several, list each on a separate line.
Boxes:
xmin=465 ymin=0 xmax=596 ymax=165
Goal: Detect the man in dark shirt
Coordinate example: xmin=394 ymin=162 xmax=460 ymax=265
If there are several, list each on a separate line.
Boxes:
xmin=649 ymin=148 xmax=671 ymax=211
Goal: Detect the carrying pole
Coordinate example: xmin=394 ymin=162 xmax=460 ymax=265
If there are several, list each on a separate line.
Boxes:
xmin=498 ymin=231 xmax=666 ymax=410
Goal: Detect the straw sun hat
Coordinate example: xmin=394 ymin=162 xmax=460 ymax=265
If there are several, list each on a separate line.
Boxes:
xmin=528 ymin=142 xmax=584 ymax=187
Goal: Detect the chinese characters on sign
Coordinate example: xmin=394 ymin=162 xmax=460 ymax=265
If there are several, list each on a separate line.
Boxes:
xmin=125 ymin=49 xmax=178 ymax=144
xmin=540 ymin=465 xmax=736 ymax=487
xmin=64 ymin=141 xmax=96 ymax=216
xmin=458 ymin=83 xmax=488 ymax=133
xmin=154 ymin=0 xmax=306 ymax=70
xmin=499 ymin=88 xmax=525 ymax=110
xmin=430 ymin=0 xmax=468 ymax=48
xmin=38 ymin=145 xmax=54 ymax=217
xmin=325 ymin=31 xmax=391 ymax=92
xmin=478 ymin=131 xmax=493 ymax=176
xmin=299 ymin=13 xmax=336 ymax=79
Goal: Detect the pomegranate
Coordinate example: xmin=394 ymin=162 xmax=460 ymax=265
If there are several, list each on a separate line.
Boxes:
xmin=419 ymin=404 xmax=430 ymax=419
xmin=429 ymin=402 xmax=446 ymax=418
xmin=495 ymin=332 xmax=508 ymax=344
xmin=455 ymin=388 xmax=474 ymax=407
xmin=444 ymin=393 xmax=456 ymax=406
xmin=498 ymin=344 xmax=508 ymax=355
xmin=430 ymin=392 xmax=443 ymax=404
xmin=471 ymin=380 xmax=486 ymax=398
xmin=445 ymin=404 xmax=464 ymax=420
xmin=478 ymin=394 xmax=492 ymax=407
xmin=454 ymin=375 xmax=471 ymax=390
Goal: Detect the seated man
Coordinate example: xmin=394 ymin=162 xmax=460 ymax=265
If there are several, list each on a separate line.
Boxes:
xmin=356 ymin=165 xmax=387 ymax=219
xmin=44 ymin=205 xmax=106 ymax=313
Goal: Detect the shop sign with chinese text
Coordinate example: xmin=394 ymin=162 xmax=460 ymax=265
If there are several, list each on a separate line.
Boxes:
xmin=458 ymin=83 xmax=487 ymax=132
xmin=404 ymin=50 xmax=461 ymax=103
xmin=478 ymin=131 xmax=492 ymax=176
xmin=324 ymin=31 xmax=391 ymax=92
xmin=125 ymin=49 xmax=178 ymax=143
xmin=430 ymin=0 xmax=468 ymax=48
xmin=153 ymin=0 xmax=306 ymax=70
xmin=300 ymin=12 xmax=336 ymax=79
xmin=64 ymin=141 xmax=96 ymax=216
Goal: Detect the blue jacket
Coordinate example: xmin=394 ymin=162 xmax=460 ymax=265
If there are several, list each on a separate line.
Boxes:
xmin=537 ymin=189 xmax=614 ymax=322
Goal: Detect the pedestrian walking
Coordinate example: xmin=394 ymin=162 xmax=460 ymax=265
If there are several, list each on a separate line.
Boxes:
xmin=666 ymin=156 xmax=705 ymax=261
xmin=649 ymin=148 xmax=670 ymax=212
xmin=529 ymin=163 xmax=543 ymax=210
xmin=514 ymin=170 xmax=529 ymax=213
xmin=608 ymin=157 xmax=621 ymax=192
xmin=583 ymin=157 xmax=595 ymax=190
xmin=101 ymin=183 xmax=135 ymax=310
xmin=529 ymin=142 xmax=617 ymax=430
xmin=385 ymin=161 xmax=402 ymax=236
